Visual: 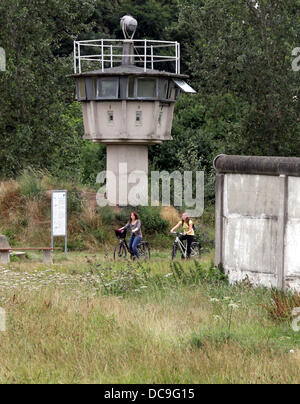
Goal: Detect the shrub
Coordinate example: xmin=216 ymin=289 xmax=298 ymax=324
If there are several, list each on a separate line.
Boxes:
xmin=18 ymin=168 xmax=44 ymax=197
xmin=67 ymin=237 xmax=85 ymax=251
xmin=262 ymin=289 xmax=300 ymax=322
xmin=0 ymin=180 xmax=21 ymax=215
xmin=160 ymin=206 xmax=180 ymax=225
xmin=67 ymin=191 xmax=82 ymax=214
xmin=93 ymin=228 xmax=105 ymax=243
xmin=79 ymin=205 xmax=102 ymax=231
xmin=2 ymin=229 xmax=16 ymax=246
xmin=115 ymin=207 xmax=132 ymax=224
xmin=98 ymin=205 xmax=116 ymax=226
xmin=194 ymin=224 xmax=214 ymax=251
xmin=136 ymin=206 xmax=169 ymax=234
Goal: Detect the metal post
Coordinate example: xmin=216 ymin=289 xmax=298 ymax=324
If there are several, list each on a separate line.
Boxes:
xmin=175 ymin=42 xmax=178 ymax=74
xmin=110 ymin=45 xmax=113 ymax=68
xmin=101 ymin=39 xmax=104 ymax=72
xmin=144 ymin=40 xmax=147 ymax=72
xmin=51 ymin=190 xmax=54 ymax=250
xmin=178 ymin=43 xmax=181 ymax=74
xmin=151 ymin=45 xmax=154 ymax=70
xmin=78 ymin=43 xmax=81 ymax=74
xmin=74 ymin=41 xmax=77 ymax=74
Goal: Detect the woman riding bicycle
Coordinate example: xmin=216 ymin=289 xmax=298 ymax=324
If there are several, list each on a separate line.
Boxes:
xmin=119 ymin=212 xmax=143 ymax=259
xmin=170 ymin=213 xmax=195 ymax=259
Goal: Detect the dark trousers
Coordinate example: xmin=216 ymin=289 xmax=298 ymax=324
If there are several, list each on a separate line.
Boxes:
xmin=129 ymin=235 xmax=142 ymax=259
xmin=179 ymin=235 xmax=194 ymax=258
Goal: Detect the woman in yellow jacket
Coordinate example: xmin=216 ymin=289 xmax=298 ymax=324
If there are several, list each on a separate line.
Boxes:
xmin=170 ymin=213 xmax=195 ymax=259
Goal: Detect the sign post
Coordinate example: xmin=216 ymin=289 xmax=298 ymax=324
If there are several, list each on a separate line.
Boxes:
xmin=51 ymin=190 xmax=68 ymax=256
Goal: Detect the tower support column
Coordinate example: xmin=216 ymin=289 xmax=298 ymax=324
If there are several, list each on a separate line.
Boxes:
xmin=106 ymin=145 xmax=149 ymax=206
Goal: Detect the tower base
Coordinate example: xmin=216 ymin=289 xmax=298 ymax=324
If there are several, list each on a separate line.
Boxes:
xmin=106 ymin=145 xmax=148 ymax=206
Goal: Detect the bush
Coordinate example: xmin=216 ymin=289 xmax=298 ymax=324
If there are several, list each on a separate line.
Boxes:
xmin=136 ymin=206 xmax=169 ymax=234
xmin=98 ymin=205 xmax=116 ymax=226
xmin=262 ymin=289 xmax=300 ymax=322
xmin=79 ymin=142 xmax=106 ymax=186
xmin=194 ymin=224 xmax=214 ymax=251
xmin=115 ymin=207 xmax=132 ymax=224
xmin=18 ymin=169 xmax=44 ymax=197
xmin=0 ymin=180 xmax=21 ymax=215
xmin=67 ymin=237 xmax=85 ymax=251
xmin=2 ymin=229 xmax=16 ymax=246
xmin=67 ymin=191 xmax=82 ymax=214
xmin=160 ymin=206 xmax=180 ymax=225
xmin=93 ymin=228 xmax=105 ymax=243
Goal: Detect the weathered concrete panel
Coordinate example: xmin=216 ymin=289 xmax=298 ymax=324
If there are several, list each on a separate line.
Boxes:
xmin=285 ymin=222 xmax=300 ymax=276
xmin=106 ymin=145 xmax=148 ymax=206
xmin=288 ymin=177 xmax=300 ymax=218
xmin=227 ymin=270 xmax=277 ymax=289
xmin=224 ymin=174 xmax=280 ymax=217
xmin=216 ymin=156 xmax=300 ymax=292
xmin=82 ymin=101 xmax=174 ymax=143
xmin=223 ymin=217 xmax=277 ymax=275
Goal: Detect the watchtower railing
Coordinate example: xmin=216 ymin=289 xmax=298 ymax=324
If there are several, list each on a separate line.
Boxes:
xmin=74 ymin=39 xmax=181 ymax=75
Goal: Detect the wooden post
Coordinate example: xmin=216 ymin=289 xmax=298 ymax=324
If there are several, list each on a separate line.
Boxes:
xmin=277 ymin=175 xmax=288 ymax=290
xmin=215 ymin=173 xmax=224 ymax=268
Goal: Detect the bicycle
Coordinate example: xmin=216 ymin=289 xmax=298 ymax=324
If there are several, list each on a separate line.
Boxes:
xmin=171 ymin=232 xmax=201 ymax=260
xmin=113 ymin=229 xmax=151 ymax=261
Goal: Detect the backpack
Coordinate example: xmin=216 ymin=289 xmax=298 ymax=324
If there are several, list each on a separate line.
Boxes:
xmin=190 ymin=220 xmax=196 ymax=232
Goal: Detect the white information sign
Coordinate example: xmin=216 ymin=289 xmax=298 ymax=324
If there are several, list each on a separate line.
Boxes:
xmin=52 ymin=191 xmax=67 ymax=236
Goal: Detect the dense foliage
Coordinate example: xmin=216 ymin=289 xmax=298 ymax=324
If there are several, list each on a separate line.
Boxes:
xmin=0 ymin=0 xmax=299 ymax=200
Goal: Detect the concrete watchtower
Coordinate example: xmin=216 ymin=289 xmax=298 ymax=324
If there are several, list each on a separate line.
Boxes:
xmin=71 ymin=16 xmax=196 ymax=206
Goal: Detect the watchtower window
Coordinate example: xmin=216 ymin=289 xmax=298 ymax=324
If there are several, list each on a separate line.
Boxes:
xmin=162 ymin=79 xmax=169 ymax=99
xmin=98 ymin=78 xmax=119 ymax=99
xmin=137 ymin=78 xmax=157 ymax=98
xmin=92 ymin=78 xmax=98 ymax=98
xmin=128 ymin=77 xmax=135 ymax=98
xmin=167 ymin=82 xmax=176 ymax=100
xmin=78 ymin=79 xmax=86 ymax=99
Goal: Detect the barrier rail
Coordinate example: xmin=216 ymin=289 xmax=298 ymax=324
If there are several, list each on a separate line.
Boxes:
xmin=74 ymin=39 xmax=180 ymax=74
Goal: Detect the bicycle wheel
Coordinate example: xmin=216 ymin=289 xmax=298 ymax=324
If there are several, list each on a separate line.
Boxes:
xmin=139 ymin=242 xmax=151 ymax=261
xmin=114 ymin=243 xmax=127 ymax=261
xmin=172 ymin=243 xmax=178 ymax=260
xmin=190 ymin=242 xmax=201 ymax=259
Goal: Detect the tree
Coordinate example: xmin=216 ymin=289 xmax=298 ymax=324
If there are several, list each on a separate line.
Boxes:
xmin=0 ymin=0 xmax=95 ymax=178
xmin=177 ymin=0 xmax=300 ymax=156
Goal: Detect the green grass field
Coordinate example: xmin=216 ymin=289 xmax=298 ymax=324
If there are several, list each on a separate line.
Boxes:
xmin=0 ymin=250 xmax=300 ymax=384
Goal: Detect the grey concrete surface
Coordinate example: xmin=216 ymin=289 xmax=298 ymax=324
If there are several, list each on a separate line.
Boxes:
xmin=215 ymin=168 xmax=300 ymax=292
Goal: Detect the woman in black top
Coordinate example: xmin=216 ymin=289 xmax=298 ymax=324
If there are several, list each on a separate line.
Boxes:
xmin=120 ymin=212 xmax=143 ymax=259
